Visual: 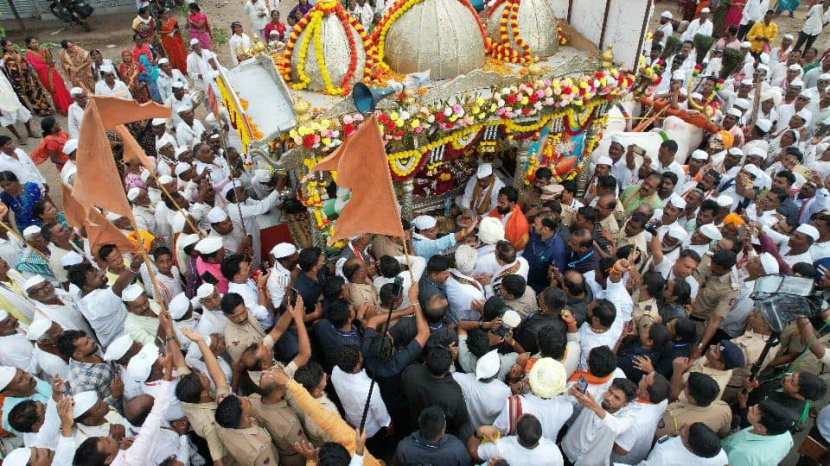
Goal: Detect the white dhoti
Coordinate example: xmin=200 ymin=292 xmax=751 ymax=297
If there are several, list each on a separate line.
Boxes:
xmin=0 ymin=72 xmax=31 ymax=127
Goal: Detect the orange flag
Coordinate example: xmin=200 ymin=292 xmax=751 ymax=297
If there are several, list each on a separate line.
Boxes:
xmin=312 ymin=116 xmax=404 ymax=241
xmin=116 ymin=125 xmax=155 ymax=172
xmin=61 ymin=183 xmax=88 ymax=231
xmin=86 ymin=208 xmax=138 ymax=255
xmin=73 ymin=97 xmax=170 ymax=219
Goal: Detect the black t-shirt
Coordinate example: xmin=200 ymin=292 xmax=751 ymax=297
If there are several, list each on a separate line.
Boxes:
xmin=401 ymin=364 xmax=474 ymax=441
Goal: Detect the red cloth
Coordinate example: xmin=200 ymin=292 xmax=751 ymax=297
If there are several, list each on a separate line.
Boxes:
xmin=263 ymin=21 xmax=286 ymax=41
xmin=26 ymin=49 xmax=72 ymax=114
xmin=160 ymin=17 xmax=189 ymax=73
xmin=31 ymin=132 xmax=69 ymax=169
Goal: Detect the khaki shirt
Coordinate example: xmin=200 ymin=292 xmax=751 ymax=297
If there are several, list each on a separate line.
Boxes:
xmin=599 ymin=214 xmax=620 ymax=236
xmin=689 ymin=272 xmax=739 ymax=322
xmin=371 ymin=235 xmax=404 ymax=259
xmin=632 ymin=298 xmax=660 ymax=337
xmin=225 ymin=312 xmax=267 ymax=362
xmin=680 ymin=359 xmax=733 ymax=402
xmin=655 ymin=399 xmax=733 ymax=438
xmin=181 ymin=385 xmax=232 ymax=464
xmin=217 ymin=418 xmax=280 ymax=466
xmin=348 ymin=283 xmax=379 ymax=310
xmin=504 ymin=287 xmax=538 ymax=318
xmin=249 ymin=395 xmax=307 ymax=466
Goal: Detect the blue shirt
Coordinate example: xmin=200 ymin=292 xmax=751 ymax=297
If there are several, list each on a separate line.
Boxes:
xmin=524 ymin=230 xmax=566 ymax=292
xmin=2 ymin=378 xmax=51 ymax=433
xmin=413 ymin=233 xmax=456 ymax=260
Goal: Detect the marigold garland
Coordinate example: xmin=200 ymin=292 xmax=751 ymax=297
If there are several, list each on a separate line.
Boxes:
xmin=487 ymin=0 xmax=535 ymax=64
xmin=279 ymin=0 xmax=376 ymax=95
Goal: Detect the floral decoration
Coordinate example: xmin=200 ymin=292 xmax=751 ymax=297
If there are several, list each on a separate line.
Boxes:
xmin=486 ymin=0 xmax=535 ymax=64
xmin=279 ymin=0 xmax=376 ymax=96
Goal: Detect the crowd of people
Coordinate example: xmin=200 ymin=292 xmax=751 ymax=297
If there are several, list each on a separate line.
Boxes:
xmin=3 ymin=0 xmax=830 ymax=466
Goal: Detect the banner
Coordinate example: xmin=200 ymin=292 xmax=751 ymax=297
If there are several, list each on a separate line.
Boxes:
xmin=214 ymin=68 xmax=255 ymax=152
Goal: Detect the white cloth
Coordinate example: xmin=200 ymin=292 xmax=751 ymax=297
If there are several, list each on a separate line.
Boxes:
xmin=34 ymin=295 xmax=94 ymax=336
xmin=186 ymin=49 xmax=218 ymax=92
xmin=445 ymin=270 xmax=486 ymax=321
xmin=741 ymin=0 xmax=770 ymax=25
xmin=562 ymin=405 xmax=636 ymax=466
xmin=266 ymin=261 xmax=291 ymax=309
xmin=493 ymin=394 xmax=573 ymax=442
xmin=175 ymin=119 xmax=206 ymax=149
xmin=451 ymin=372 xmax=511 ymax=428
xmin=0 ymin=331 xmax=34 ymax=372
xmin=79 ymin=288 xmax=128 ymax=347
xmin=0 ymin=148 xmax=46 ymax=186
xmin=22 ymin=396 xmax=60 ymax=449
xmin=682 ymin=18 xmax=714 ymax=42
xmin=803 ymin=4 xmax=826 ymax=35
xmin=226 ymin=189 xmax=281 ymax=267
xmin=628 ymin=435 xmax=728 ymax=466
xmin=156 ymin=69 xmax=188 ymax=104
xmin=111 ymin=380 xmax=173 ymax=466
xmin=245 ymin=0 xmax=269 ymax=32
xmin=330 ymin=367 xmax=391 ymax=437
xmin=372 ymin=255 xmax=426 ymax=309
xmin=478 ymin=436 xmax=564 ymax=466
xmin=353 ymin=3 xmax=374 ymax=30
xmin=458 ymin=175 xmax=505 ymax=212
xmin=67 ymin=102 xmax=84 ymax=139
xmin=32 ymin=345 xmax=69 ymax=380
xmin=94 ymin=79 xmax=132 ymax=99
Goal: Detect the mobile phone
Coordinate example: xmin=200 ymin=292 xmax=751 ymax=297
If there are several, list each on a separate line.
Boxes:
xmin=577 ymin=377 xmax=588 ymax=394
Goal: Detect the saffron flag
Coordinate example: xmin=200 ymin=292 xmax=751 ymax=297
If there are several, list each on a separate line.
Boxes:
xmin=86 ymin=208 xmax=139 ymax=254
xmin=73 ymin=97 xmax=170 ymax=219
xmin=116 ymin=124 xmax=156 ymax=172
xmin=312 ymin=116 xmax=404 ymax=241
xmin=61 ymin=183 xmax=88 ymax=231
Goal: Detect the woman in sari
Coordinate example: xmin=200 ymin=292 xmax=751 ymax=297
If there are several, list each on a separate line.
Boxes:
xmin=0 ymin=171 xmax=46 ymax=231
xmin=0 ymin=39 xmax=52 ymax=116
xmin=159 ymin=9 xmax=188 ymax=73
xmin=132 ymin=6 xmax=163 ymax=55
xmin=288 ymin=0 xmax=312 ymax=25
xmin=59 ymin=40 xmax=95 ymax=92
xmin=132 ymin=35 xmax=162 ymax=102
xmin=24 ymin=37 xmax=72 ymax=115
xmin=118 ymin=49 xmax=151 ymax=103
xmin=726 ymin=0 xmax=747 ymax=29
xmin=777 ymin=0 xmax=800 ymax=17
xmin=188 ymin=3 xmax=214 ymax=50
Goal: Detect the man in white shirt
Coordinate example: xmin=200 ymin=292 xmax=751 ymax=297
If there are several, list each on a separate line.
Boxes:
xmin=636 ymin=422 xmax=730 ymax=466
xmin=26 ymin=276 xmax=93 ymax=336
xmin=66 ymin=87 xmax=86 ymax=140
xmin=0 ymin=310 xmax=34 ymax=371
xmin=795 ymin=0 xmax=829 ymax=54
xmin=562 ymin=377 xmax=638 ymax=466
xmin=452 ymin=350 xmax=510 ymax=428
xmin=224 ymin=183 xmax=282 ymax=267
xmin=175 ymin=104 xmax=206 ymax=149
xmin=682 ymin=8 xmax=713 ymax=42
xmin=578 ymin=299 xmax=623 ymax=368
xmin=228 ymin=22 xmax=253 ymax=67
xmin=267 ymin=243 xmax=296 ymax=308
xmin=0 ymin=136 xmax=45 ymax=187
xmin=611 ymin=372 xmax=671 ymax=464
xmin=164 ymin=82 xmax=194 ymax=129
xmin=156 ymin=58 xmax=188 ymax=104
xmin=472 ymin=414 xmax=564 ymax=466
xmin=330 ymin=345 xmax=391 ymax=438
xmin=244 ymin=0 xmax=269 ymax=38
xmin=740 ymin=0 xmax=770 ymax=39
xmin=352 ymin=0 xmax=374 ymax=31
xmin=68 ymin=262 xmax=135 ymax=348
xmin=492 ymin=358 xmax=573 ymax=442
xmin=657 ymin=11 xmax=674 ymax=48
xmin=186 ymin=39 xmax=220 ymax=93
xmin=444 ymin=244 xmax=485 ymax=321
xmin=93 ymin=65 xmax=131 ymax=99
xmin=374 ymin=254 xmax=427 ymax=309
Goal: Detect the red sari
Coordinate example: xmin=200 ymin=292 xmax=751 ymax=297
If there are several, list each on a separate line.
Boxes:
xmin=160 ymin=17 xmax=188 ymax=73
xmin=25 ymin=48 xmax=72 ymax=115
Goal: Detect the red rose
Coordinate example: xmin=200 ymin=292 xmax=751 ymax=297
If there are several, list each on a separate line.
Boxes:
xmin=303 ymin=134 xmax=318 ymax=149
xmin=507 ymin=94 xmax=518 ymax=105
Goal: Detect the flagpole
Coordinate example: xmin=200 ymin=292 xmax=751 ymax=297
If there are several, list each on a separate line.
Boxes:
xmin=144 ymin=169 xmax=204 ymax=238
xmin=125 ymin=213 xmax=168 ymax=313
xmin=359 ymin=230 xmax=417 ymax=434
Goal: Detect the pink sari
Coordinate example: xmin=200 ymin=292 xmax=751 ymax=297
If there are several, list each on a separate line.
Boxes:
xmin=25 ymin=49 xmax=72 ymax=115
xmin=726 ymin=0 xmax=747 ymax=28
xmin=188 ymin=12 xmax=214 ymax=50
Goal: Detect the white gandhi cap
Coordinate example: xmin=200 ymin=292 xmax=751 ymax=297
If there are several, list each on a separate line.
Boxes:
xmin=104 ymin=334 xmax=134 ymax=361
xmin=271 ymin=242 xmax=297 ymax=259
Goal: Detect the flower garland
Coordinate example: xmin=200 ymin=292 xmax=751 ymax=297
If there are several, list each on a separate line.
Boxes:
xmin=487 ymin=0 xmax=535 ymax=64
xmin=279 ymin=0 xmax=375 ymax=96
xmin=371 ymin=0 xmax=492 ymax=73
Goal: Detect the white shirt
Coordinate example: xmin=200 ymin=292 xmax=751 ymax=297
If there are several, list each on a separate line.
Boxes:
xmin=0 ymin=148 xmax=46 ymax=186
xmin=611 ymin=400 xmax=668 ymax=464
xmin=23 ymin=396 xmax=60 ymax=448
xmin=228 ymin=33 xmax=253 ymax=67
xmin=156 ymin=69 xmax=188 ymax=104
xmin=94 ymin=79 xmax=132 ymax=99
xmin=0 ymin=236 xmax=22 ymax=269
xmin=245 ymin=0 xmax=269 ymax=31
xmin=227 ymin=280 xmax=272 ymax=329
xmin=478 ymin=436 xmax=564 ymax=466
xmin=193 ymin=308 xmax=230 ymax=337
xmin=164 ymin=93 xmax=194 ymax=128
xmin=741 ymin=0 xmax=770 ymax=24
xmin=79 ymin=287 xmax=128 ymax=347
xmin=578 ymin=321 xmax=624 ymax=371
xmin=803 ymin=4 xmax=826 ymax=35
xmin=266 ymin=261 xmax=291 ymax=309
xmin=630 ymin=435 xmax=728 ymax=466
xmin=682 ymin=18 xmax=713 ymax=42
xmin=34 ymin=296 xmax=93 ymax=337
xmin=186 ymin=49 xmax=218 ymax=91
xmin=494 ymin=394 xmax=573 ymax=442
xmin=67 ymin=102 xmax=84 ymax=139
xmin=373 ymin=255 xmax=426 ymax=308
xmin=32 ymin=345 xmax=69 ymax=380
xmin=459 ymin=175 xmax=505 ymax=212
xmin=330 ymin=367 xmax=391 ymax=437
xmin=451 ymin=372 xmax=510 ymax=428
xmin=353 ymin=3 xmax=374 ymax=30
xmin=562 ymin=405 xmax=636 ymax=466
xmin=132 ymin=204 xmax=157 ymax=236
xmin=445 ymin=270 xmax=486 ymax=321
xmin=175 ymin=119 xmax=206 ymax=149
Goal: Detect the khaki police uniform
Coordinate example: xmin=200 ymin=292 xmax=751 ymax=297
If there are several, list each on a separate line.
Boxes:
xmin=249 ymin=394 xmax=307 ymax=466
xmin=224 ymin=311 xmax=268 ymax=362
xmin=348 ymin=283 xmax=379 ymax=310
xmin=217 ymin=418 xmax=280 ymax=466
xmin=680 ymin=358 xmax=733 ymax=403
xmin=655 ymin=399 xmax=733 ymax=438
xmin=689 ymin=271 xmax=739 ymax=339
xmin=181 ymin=385 xmax=235 ymax=465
